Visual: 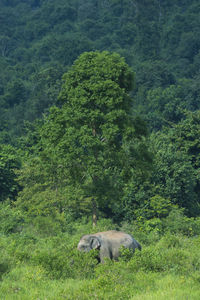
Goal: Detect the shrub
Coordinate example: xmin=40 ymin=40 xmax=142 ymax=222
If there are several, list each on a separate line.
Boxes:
xmin=163 ymin=208 xmax=200 ymax=236
xmin=127 ymin=233 xmax=200 ymax=276
xmin=0 ymin=262 xmax=10 ymax=280
xmin=0 ymin=202 xmax=24 ymax=234
xmin=30 ymin=237 xmax=98 ymax=280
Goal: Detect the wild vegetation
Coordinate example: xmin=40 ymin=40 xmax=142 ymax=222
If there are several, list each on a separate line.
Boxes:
xmin=0 ymin=0 xmax=200 ymax=299
xmin=0 ymin=209 xmax=200 ymax=299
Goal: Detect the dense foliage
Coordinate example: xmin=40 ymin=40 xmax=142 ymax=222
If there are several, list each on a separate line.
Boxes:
xmin=0 ymin=0 xmax=200 ymax=141
xmin=0 ymin=1 xmax=200 ymax=298
xmin=0 ymin=144 xmax=21 ymax=202
xmin=0 ymin=0 xmax=199 ymax=228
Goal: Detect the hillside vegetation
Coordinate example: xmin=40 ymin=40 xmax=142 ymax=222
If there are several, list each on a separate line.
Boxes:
xmin=0 ymin=0 xmax=200 ymax=140
xmin=0 ymin=0 xmax=200 ymax=299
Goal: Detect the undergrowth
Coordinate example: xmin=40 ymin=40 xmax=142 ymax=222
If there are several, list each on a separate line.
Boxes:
xmin=0 ymin=210 xmax=200 ymax=299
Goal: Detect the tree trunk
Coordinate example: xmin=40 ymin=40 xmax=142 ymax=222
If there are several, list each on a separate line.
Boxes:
xmin=92 ymin=198 xmax=97 ymax=227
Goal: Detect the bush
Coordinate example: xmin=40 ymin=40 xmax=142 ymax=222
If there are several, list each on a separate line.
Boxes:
xmin=127 ymin=234 xmax=200 ymax=276
xmin=26 ymin=230 xmax=102 ymax=280
xmin=0 ymin=262 xmax=10 ymax=280
xmin=0 ymin=202 xmax=24 ymax=234
xmin=120 ymin=218 xmax=162 ymax=246
xmin=163 ymin=208 xmax=200 ymax=236
xmin=0 ymin=235 xmax=18 ymax=280
xmin=31 ymin=242 xmax=98 ymax=280
xmin=28 ymin=215 xmax=66 ymax=236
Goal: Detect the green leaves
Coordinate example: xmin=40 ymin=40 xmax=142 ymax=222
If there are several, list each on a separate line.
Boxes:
xmin=35 ymin=51 xmax=150 ymax=220
xmin=0 ymin=144 xmax=21 ymax=202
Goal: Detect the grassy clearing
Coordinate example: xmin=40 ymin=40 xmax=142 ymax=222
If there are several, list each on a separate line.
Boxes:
xmin=1 ymin=266 xmax=200 ymax=300
xmin=0 ymin=219 xmax=200 ymax=299
xmin=132 ymin=274 xmax=200 ymax=300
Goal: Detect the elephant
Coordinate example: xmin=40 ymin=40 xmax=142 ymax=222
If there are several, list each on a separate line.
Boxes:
xmin=77 ymin=230 xmax=141 ymax=263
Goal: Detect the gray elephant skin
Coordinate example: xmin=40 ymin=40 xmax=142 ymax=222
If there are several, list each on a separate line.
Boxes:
xmin=77 ymin=230 xmax=141 ymax=263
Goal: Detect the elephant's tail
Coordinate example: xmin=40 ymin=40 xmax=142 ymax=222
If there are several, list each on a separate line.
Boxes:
xmin=132 ymin=238 xmax=142 ymax=251
xmin=136 ymin=240 xmax=142 ymax=251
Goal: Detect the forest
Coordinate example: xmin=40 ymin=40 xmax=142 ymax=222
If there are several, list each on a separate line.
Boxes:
xmin=0 ymin=0 xmax=200 ymax=299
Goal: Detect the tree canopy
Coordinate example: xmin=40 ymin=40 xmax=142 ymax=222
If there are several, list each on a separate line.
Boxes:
xmin=20 ymin=51 xmax=149 ymax=224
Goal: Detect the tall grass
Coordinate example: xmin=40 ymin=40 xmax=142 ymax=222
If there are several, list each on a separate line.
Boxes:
xmin=0 ymin=211 xmax=200 ymax=299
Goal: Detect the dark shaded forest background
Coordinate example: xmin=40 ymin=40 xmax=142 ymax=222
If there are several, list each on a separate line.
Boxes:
xmin=1 ymin=0 xmax=200 ymax=228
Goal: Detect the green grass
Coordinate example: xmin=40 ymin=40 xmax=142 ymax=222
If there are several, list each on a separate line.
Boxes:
xmin=1 ymin=266 xmax=200 ymax=300
xmin=132 ymin=274 xmax=200 ymax=300
xmin=0 ymin=219 xmax=200 ymax=299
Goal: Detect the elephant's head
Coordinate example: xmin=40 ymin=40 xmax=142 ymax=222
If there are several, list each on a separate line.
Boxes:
xmin=77 ymin=235 xmax=101 ymax=252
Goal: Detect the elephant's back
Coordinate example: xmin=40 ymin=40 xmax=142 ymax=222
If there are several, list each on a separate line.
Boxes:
xmin=95 ymin=230 xmax=126 ymax=238
xmin=94 ymin=230 xmax=141 ymax=250
xmin=106 ymin=230 xmax=141 ymax=250
xmin=95 ymin=230 xmax=133 ymax=242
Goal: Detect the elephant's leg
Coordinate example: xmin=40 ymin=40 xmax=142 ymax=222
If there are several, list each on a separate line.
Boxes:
xmin=99 ymin=247 xmax=112 ymax=263
xmin=112 ymin=248 xmax=120 ymax=260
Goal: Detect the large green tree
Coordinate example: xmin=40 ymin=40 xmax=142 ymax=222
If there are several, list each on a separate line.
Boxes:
xmin=38 ymin=51 xmax=150 ymax=224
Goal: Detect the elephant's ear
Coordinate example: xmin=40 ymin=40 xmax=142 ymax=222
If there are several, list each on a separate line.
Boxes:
xmin=90 ymin=236 xmax=101 ymax=249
